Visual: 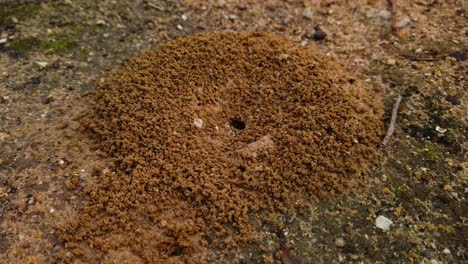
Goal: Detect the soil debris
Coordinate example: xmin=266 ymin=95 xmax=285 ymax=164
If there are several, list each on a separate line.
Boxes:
xmin=58 ymin=32 xmax=383 ymax=262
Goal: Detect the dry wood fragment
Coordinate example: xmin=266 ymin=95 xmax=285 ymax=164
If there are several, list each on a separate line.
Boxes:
xmin=391 ymin=0 xmax=398 ymax=32
xmin=382 ymin=94 xmax=402 ymax=146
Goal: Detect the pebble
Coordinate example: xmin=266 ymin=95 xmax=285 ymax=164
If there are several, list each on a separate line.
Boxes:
xmin=387 ymin=58 xmax=396 ymax=65
xmin=193 ymin=118 xmax=203 ymax=128
xmin=375 ymin=215 xmax=393 ymax=231
xmin=302 ymin=8 xmax=313 ymax=19
xmin=35 ymin=61 xmax=49 ymax=69
xmin=435 ymin=126 xmax=447 ymax=134
xmin=176 ymin=24 xmax=183 ymax=30
xmin=11 ymin=17 xmax=19 ymax=24
xmin=96 ymin=19 xmax=106 ymax=26
xmin=181 ymin=14 xmax=188 ymax=21
xmin=335 ymin=238 xmax=345 ymax=247
xmin=228 ymin=14 xmax=237 ymax=21
xmin=443 ymin=248 xmax=451 ymax=254
xmin=396 ymin=17 xmax=411 ymax=28
xmin=445 ymin=95 xmax=461 ymax=105
xmin=448 ymin=50 xmax=467 ymax=61
xmin=0 ymin=38 xmax=7 ymax=44
xmin=378 ymin=10 xmax=392 ymax=20
xmin=312 ymin=26 xmax=327 ymax=41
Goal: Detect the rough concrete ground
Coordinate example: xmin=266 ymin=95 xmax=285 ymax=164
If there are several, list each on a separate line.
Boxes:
xmin=0 ymin=0 xmax=466 ymax=263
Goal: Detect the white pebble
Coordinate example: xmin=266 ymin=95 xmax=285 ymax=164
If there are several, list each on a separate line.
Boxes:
xmin=435 ymin=126 xmax=447 ymax=133
xmin=193 ymin=118 xmax=203 ymax=128
xmin=35 ymin=61 xmax=49 ymax=69
xmin=181 ymin=14 xmax=188 ymax=21
xmin=375 ymin=215 xmax=393 ymax=231
xmin=335 ymin=238 xmax=345 ymax=247
xmin=396 ymin=17 xmax=411 ymax=28
xmin=443 ymin=248 xmax=451 ymax=254
xmin=302 ymin=8 xmax=313 ymax=19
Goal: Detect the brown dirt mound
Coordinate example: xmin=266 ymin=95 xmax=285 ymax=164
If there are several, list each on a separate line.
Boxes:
xmin=58 ymin=32 xmax=383 ymax=262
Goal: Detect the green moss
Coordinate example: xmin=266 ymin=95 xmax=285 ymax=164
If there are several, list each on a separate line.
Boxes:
xmin=421 ymin=143 xmax=445 ymax=167
xmin=394 ymin=185 xmax=411 ymax=201
xmin=0 ymin=4 xmax=41 ymax=27
xmin=43 ymin=34 xmax=78 ymax=53
xmin=78 ymin=47 xmax=89 ymax=57
xmin=7 ymin=36 xmax=42 ymax=57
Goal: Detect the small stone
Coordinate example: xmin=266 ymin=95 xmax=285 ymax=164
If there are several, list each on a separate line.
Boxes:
xmin=279 ymin=53 xmax=289 ymax=60
xmin=415 ymin=48 xmax=423 ymax=53
xmin=35 ymin=61 xmax=49 ymax=69
xmin=335 ymin=238 xmax=345 ymax=247
xmin=377 ymin=10 xmax=392 ymax=20
xmin=443 ymin=184 xmax=452 ymax=191
xmin=375 ymin=215 xmax=393 ymax=231
xmin=0 ymin=38 xmax=7 ymax=44
xmin=387 ymin=58 xmax=396 ymax=65
xmin=443 ymin=248 xmax=451 ymax=254
xmin=449 ymin=50 xmax=467 ymax=61
xmin=228 ymin=14 xmax=237 ymax=21
xmin=396 ymin=17 xmax=411 ymax=28
xmin=445 ymin=95 xmax=461 ymax=105
xmin=430 ymin=259 xmax=438 ymax=264
xmin=176 ymin=24 xmax=183 ymax=30
xmin=181 ymin=14 xmax=188 ymax=21
xmin=302 ymin=8 xmax=313 ymax=19
xmin=312 ymin=26 xmax=327 ymax=41
xmin=11 ymin=17 xmax=19 ymax=24
xmin=50 ymin=208 xmax=55 ymax=213
xmin=435 ymin=126 xmax=447 ymax=134
xmin=422 ymin=249 xmax=431 ymax=258
xmin=96 ymin=19 xmax=106 ymax=26
xmin=193 ymin=118 xmax=203 ymax=128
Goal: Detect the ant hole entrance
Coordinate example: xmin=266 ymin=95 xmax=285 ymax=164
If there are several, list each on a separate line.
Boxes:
xmin=230 ymin=118 xmax=246 ymax=130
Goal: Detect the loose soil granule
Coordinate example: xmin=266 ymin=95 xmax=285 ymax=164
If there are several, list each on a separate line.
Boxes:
xmin=58 ymin=32 xmax=384 ymax=262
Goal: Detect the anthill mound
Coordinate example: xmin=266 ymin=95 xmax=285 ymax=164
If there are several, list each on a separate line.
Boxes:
xmin=59 ymin=32 xmax=383 ymax=262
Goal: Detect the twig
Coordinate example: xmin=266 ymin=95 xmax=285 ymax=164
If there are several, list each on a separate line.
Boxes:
xmin=399 ymin=55 xmax=439 ymax=61
xmin=382 ymin=95 xmax=402 ymax=146
xmin=391 ymin=0 xmax=398 ymax=32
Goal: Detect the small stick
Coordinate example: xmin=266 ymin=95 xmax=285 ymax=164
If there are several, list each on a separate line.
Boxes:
xmin=382 ymin=94 xmax=402 ymax=146
xmin=391 ymin=0 xmax=398 ymax=32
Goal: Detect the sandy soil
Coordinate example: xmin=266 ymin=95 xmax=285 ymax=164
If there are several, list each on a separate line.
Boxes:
xmin=0 ymin=0 xmax=466 ymax=263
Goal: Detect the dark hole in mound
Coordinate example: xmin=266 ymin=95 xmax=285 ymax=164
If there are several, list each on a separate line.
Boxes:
xmin=231 ymin=118 xmax=246 ymax=130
